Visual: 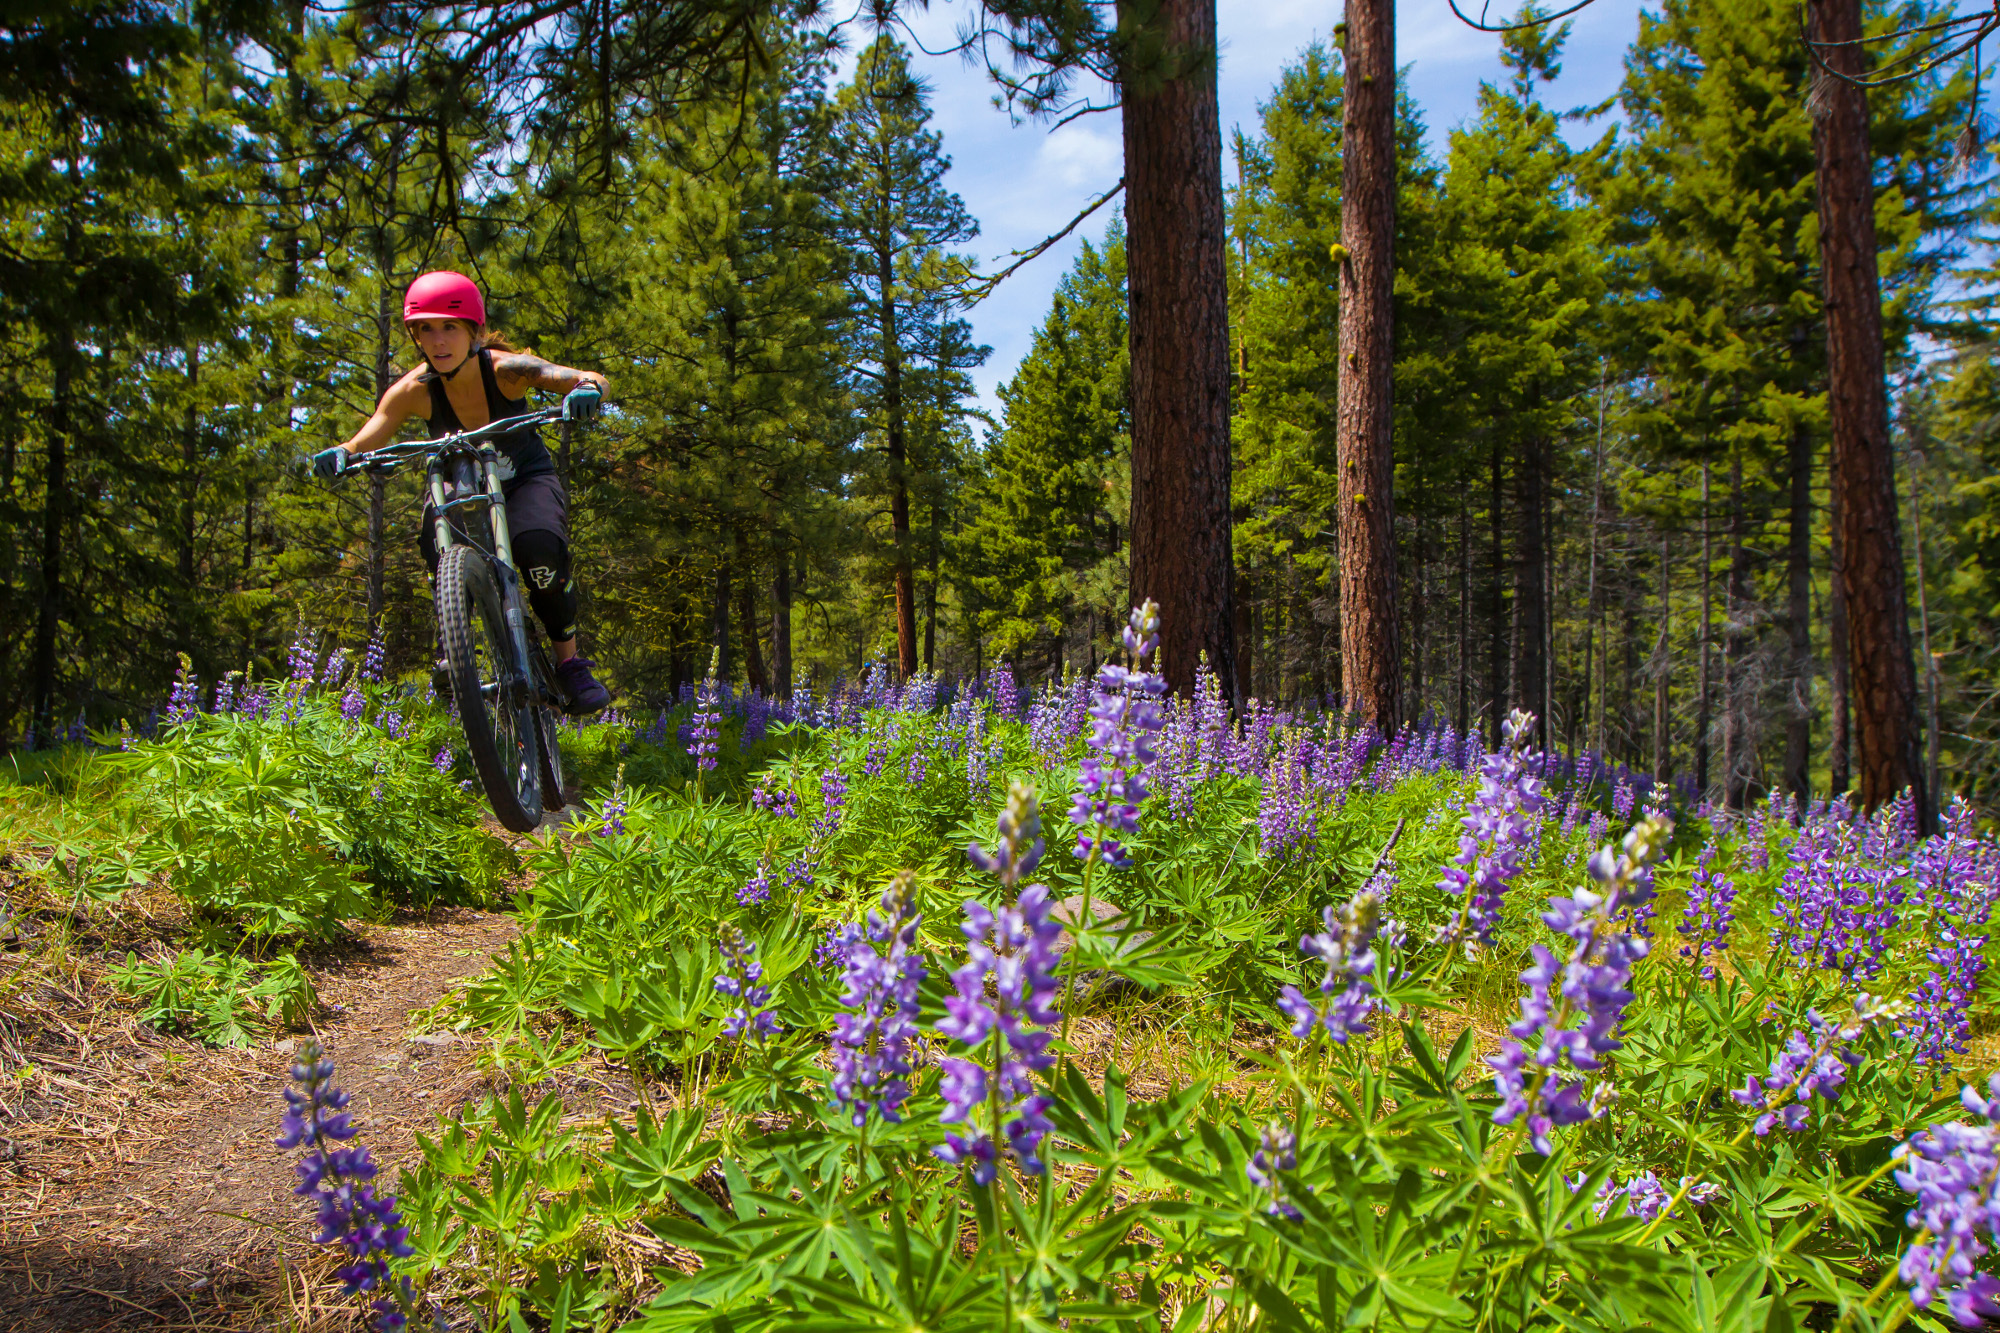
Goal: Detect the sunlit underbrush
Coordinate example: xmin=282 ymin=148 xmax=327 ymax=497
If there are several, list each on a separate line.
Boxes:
xmin=333 ymin=635 xmax=1999 ymax=1333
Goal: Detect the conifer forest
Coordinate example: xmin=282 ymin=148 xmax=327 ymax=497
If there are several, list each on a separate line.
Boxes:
xmin=9 ymin=0 xmax=2000 ymax=1330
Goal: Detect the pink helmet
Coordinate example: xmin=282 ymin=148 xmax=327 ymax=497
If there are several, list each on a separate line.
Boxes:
xmin=402 ymin=271 xmax=485 ymax=327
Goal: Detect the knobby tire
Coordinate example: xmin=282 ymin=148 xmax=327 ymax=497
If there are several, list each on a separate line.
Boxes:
xmin=437 ymin=544 xmax=542 ymax=833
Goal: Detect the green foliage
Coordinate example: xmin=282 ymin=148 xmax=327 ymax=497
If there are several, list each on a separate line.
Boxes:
xmin=106 ymin=946 xmax=318 ymax=1048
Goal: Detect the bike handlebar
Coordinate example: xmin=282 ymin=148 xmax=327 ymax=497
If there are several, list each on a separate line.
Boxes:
xmin=344 ymin=405 xmax=570 ymax=475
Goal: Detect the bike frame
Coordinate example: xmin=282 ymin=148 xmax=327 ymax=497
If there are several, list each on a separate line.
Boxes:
xmin=351 ymin=405 xmax=569 ymax=711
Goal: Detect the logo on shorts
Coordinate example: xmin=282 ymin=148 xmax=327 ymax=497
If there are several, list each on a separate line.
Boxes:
xmin=529 ymin=566 xmax=556 ymax=590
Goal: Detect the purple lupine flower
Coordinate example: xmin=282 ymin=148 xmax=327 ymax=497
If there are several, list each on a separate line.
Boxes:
xmin=815 ymin=767 xmax=849 ymax=838
xmin=689 ymin=650 xmax=722 ymax=772
xmin=715 ymin=925 xmax=779 ymax=1040
xmin=167 ymin=654 xmax=201 ymax=724
xmin=212 ymin=672 xmax=241 ymax=715
xmin=287 ymin=625 xmax=318 ymax=684
xmin=1678 ymin=842 xmax=1736 ymax=979
xmin=432 ymin=746 xmax=453 ymax=776
xmin=361 ymin=632 xmax=386 ymax=684
xmin=276 ymin=1042 xmax=416 ymax=1331
xmin=1259 ymin=729 xmax=1320 ymax=862
xmin=1245 ymin=1121 xmax=1302 ymax=1219
xmin=863 ymin=738 xmax=888 ymax=778
xmin=1276 ymin=891 xmax=1383 ymax=1044
xmin=737 ymin=862 xmax=773 ymax=906
xmin=829 ymin=872 xmax=927 ymax=1127
xmin=905 ymin=748 xmax=928 ymax=788
xmin=340 ymin=684 xmax=366 ymax=723
xmin=1772 ymin=817 xmax=1899 ymax=981
xmin=1438 ymin=710 xmax=1549 ymax=949
xmin=1068 ymin=601 xmax=1168 ymax=869
xmin=991 ymin=665 xmax=1021 ymax=720
xmin=751 ymin=773 xmax=799 ymax=818
xmin=1587 ymin=810 xmax=1609 ymax=851
xmin=1895 ymin=1074 xmax=2000 ymax=1325
xmin=598 ymin=765 xmax=628 ymax=836
xmin=1489 ymin=816 xmax=1670 ymax=1155
xmin=937 ymin=784 xmax=1062 ymax=1184
xmin=379 ymin=710 xmax=407 ymax=740
xmin=1572 ymin=1169 xmax=1721 ymax=1222
xmin=1611 ymin=779 xmax=1635 ymax=819
xmin=784 ymin=856 xmax=814 ymax=892
xmin=1730 ymin=999 xmax=1881 ymax=1136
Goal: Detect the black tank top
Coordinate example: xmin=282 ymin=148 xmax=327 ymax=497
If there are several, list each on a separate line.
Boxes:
xmin=424 ymin=347 xmax=554 ymax=483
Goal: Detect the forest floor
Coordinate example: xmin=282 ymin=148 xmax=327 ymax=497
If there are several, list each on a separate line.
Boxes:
xmin=0 ymin=810 xmax=624 ymax=1332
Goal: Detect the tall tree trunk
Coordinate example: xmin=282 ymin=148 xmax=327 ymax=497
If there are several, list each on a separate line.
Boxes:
xmin=878 ymin=246 xmax=918 ymax=679
xmin=1811 ymin=0 xmax=1929 ymax=823
xmin=1511 ymin=434 xmax=1547 ymax=721
xmin=1654 ymin=533 xmax=1671 ymax=780
xmin=737 ymin=564 xmax=769 ymax=696
xmin=1120 ymin=0 xmax=1236 ymax=703
xmin=1334 ymin=0 xmax=1399 ymax=727
xmin=1783 ymin=423 xmax=1814 ymax=797
xmin=772 ymin=561 xmax=793 ymax=700
xmin=30 ymin=355 xmax=70 ymax=745
xmin=1582 ymin=391 xmax=1604 ymax=756
xmin=1457 ymin=489 xmax=1470 ymax=737
xmin=1488 ymin=438 xmax=1506 ymax=747
xmin=1829 ymin=468 xmax=1851 ymax=794
xmin=1724 ymin=452 xmax=1751 ymax=809
xmin=1697 ymin=462 xmax=1712 ymax=796
xmin=923 ymin=504 xmax=940 ymax=674
xmin=180 ymin=342 xmax=200 ymax=593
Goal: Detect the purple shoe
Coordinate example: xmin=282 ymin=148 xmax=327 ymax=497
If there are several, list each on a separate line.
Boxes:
xmin=554 ymin=656 xmax=611 ymax=715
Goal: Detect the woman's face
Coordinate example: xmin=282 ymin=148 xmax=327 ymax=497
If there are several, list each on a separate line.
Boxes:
xmin=410 ymin=318 xmax=476 ymax=374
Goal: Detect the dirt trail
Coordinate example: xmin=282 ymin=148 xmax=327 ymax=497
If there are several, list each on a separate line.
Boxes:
xmin=0 ymin=907 xmax=520 ymax=1332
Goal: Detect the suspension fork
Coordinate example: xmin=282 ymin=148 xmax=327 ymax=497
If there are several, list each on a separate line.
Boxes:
xmin=480 ymin=446 xmax=539 ymax=702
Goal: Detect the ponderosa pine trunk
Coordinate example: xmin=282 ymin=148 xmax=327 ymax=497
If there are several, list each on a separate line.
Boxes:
xmin=1724 ymin=452 xmax=1751 ymax=809
xmin=1829 ymin=471 xmax=1852 ymax=794
xmin=1511 ymin=432 xmax=1547 ymax=721
xmin=1784 ymin=423 xmax=1814 ymax=797
xmin=1811 ymin=0 xmax=1929 ymax=823
xmin=1120 ymin=0 xmax=1236 ymax=702
xmin=737 ymin=563 xmax=769 ymax=696
xmin=30 ymin=354 xmax=69 ymax=745
xmin=1334 ymin=0 xmax=1399 ymax=728
xmin=772 ymin=561 xmax=793 ymax=700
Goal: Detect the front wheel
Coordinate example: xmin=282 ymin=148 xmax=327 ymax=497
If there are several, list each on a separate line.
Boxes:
xmin=436 ymin=545 xmax=542 ymax=832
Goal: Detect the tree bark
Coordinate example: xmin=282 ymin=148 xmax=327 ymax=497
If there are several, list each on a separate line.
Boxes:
xmin=1829 ymin=467 xmax=1851 ymax=794
xmin=878 ymin=243 xmax=918 ymax=679
xmin=1724 ymin=452 xmax=1750 ymax=809
xmin=1334 ymin=0 xmax=1399 ymax=728
xmin=1654 ymin=533 xmax=1671 ymax=781
xmin=1511 ymin=432 xmax=1547 ymax=721
xmin=772 ymin=561 xmax=793 ymax=700
xmin=1811 ymin=0 xmax=1929 ymax=822
xmin=30 ymin=355 xmax=70 ymax=745
xmin=1783 ymin=423 xmax=1814 ymax=798
xmin=1697 ymin=462 xmax=1712 ymax=796
xmin=1119 ymin=0 xmax=1236 ymax=703
xmin=737 ymin=563 xmax=769 ymax=695
xmin=1488 ymin=438 xmax=1506 ymax=747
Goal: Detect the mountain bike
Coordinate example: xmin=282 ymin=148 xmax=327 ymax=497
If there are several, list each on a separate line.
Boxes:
xmin=339 ymin=406 xmax=572 ymax=833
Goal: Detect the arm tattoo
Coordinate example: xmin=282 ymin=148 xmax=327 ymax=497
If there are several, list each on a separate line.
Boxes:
xmin=496 ymin=353 xmax=580 ymax=392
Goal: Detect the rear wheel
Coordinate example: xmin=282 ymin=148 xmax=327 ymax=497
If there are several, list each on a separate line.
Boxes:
xmin=436 ymin=544 xmax=542 ymax=832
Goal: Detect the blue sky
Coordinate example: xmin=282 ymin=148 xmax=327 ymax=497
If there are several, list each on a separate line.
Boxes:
xmin=846 ymin=0 xmax=1651 ymax=416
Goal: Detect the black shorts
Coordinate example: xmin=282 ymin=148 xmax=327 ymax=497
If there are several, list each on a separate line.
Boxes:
xmin=420 ymin=470 xmax=567 ymax=568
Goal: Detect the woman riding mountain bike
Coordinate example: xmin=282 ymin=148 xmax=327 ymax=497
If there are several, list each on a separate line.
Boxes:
xmin=311 ymin=270 xmax=613 ymax=714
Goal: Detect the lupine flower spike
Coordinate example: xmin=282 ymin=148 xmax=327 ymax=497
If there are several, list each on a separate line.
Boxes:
xmin=1731 ymin=994 xmax=1899 ymax=1136
xmin=1489 ymin=815 xmax=1670 ymax=1155
xmin=1068 ymin=600 xmax=1168 ymax=868
xmin=1437 ymin=710 xmax=1548 ymax=951
xmin=829 ymin=872 xmax=928 ymax=1127
xmin=937 ymin=783 xmax=1063 ymax=1184
xmin=1277 ymin=891 xmax=1384 ymax=1044
xmin=276 ymin=1041 xmax=417 ymax=1332
xmin=690 ymin=649 xmax=722 ymax=773
xmin=1895 ymin=1073 xmax=2000 ymax=1325
xmin=1246 ymin=1121 xmax=1302 ymax=1219
xmin=715 ymin=924 xmax=779 ymax=1040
